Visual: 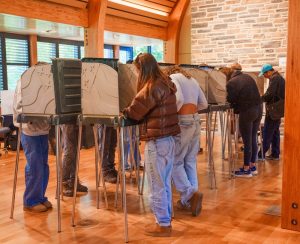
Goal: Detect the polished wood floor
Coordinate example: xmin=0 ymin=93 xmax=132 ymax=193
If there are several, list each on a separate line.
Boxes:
xmin=1 ymin=136 xmax=300 ymax=244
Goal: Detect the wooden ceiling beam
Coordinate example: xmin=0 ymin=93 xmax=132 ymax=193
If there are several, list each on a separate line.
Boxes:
xmin=105 ymin=14 xmax=167 ymax=40
xmin=106 ymin=8 xmax=168 ymax=27
xmin=123 ymin=0 xmax=172 ymax=13
xmin=107 ymin=2 xmax=168 ymax=21
xmin=0 ymin=0 xmax=88 ymax=27
xmin=46 ymin=0 xmax=88 ymax=9
xmin=146 ymin=0 xmax=176 ymax=8
xmin=165 ymin=0 xmax=189 ymax=63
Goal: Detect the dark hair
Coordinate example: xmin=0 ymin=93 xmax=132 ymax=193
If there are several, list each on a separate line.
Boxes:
xmin=164 ymin=65 xmax=191 ymax=79
xmin=133 ymin=53 xmax=167 ymax=91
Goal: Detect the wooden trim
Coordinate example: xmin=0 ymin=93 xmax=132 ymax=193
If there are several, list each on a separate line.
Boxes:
xmin=0 ymin=0 xmax=88 ymax=27
xmin=123 ymin=0 xmax=172 ymax=13
xmin=29 ymin=35 xmax=38 ymax=66
xmin=106 ymin=8 xmax=168 ymax=27
xmin=85 ymin=0 xmax=108 ymax=58
xmin=46 ymin=0 xmax=88 ymax=9
xmin=107 ymin=2 xmax=169 ymax=21
xmin=164 ymin=0 xmax=190 ymax=63
xmin=113 ymin=45 xmax=120 ymax=59
xmin=105 ymin=14 xmax=167 ymax=40
xmin=282 ymin=0 xmax=300 ymax=232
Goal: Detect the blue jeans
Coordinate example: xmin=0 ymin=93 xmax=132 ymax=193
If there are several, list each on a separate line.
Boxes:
xmin=124 ymin=126 xmax=140 ymax=169
xmin=21 ymin=133 xmax=49 ymax=207
xmin=263 ymin=115 xmax=281 ymax=157
xmin=172 ymin=113 xmax=200 ymax=206
xmin=144 ymin=136 xmax=175 ymax=227
xmin=239 ymin=105 xmax=262 ymax=166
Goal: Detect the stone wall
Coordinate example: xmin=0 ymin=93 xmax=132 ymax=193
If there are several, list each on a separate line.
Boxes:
xmin=191 ymin=0 xmax=288 ymax=71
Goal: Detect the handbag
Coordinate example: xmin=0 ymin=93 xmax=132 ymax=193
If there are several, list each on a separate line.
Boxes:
xmin=266 ymin=80 xmax=284 ymax=120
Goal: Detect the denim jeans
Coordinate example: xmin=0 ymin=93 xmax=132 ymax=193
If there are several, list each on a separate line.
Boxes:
xmin=263 ymin=115 xmax=281 ymax=157
xmin=21 ymin=133 xmax=49 ymax=207
xmin=172 ymin=113 xmax=201 ymax=206
xmin=239 ymin=105 xmax=262 ymax=166
xmin=144 ymin=136 xmax=175 ymax=227
xmin=98 ymin=125 xmax=117 ymax=173
xmin=124 ymin=126 xmax=140 ymax=169
xmin=61 ymin=124 xmax=78 ymax=182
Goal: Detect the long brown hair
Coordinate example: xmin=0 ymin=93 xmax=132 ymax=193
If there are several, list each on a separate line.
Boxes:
xmin=164 ymin=65 xmax=191 ymax=79
xmin=134 ymin=53 xmax=167 ymax=91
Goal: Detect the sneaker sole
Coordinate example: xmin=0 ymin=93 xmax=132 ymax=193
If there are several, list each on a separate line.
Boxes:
xmin=23 ymin=207 xmax=48 ymax=213
xmin=251 ymin=171 xmax=258 ymax=176
xmin=235 ymin=174 xmax=253 ymax=178
xmin=191 ymin=192 xmax=203 ymax=217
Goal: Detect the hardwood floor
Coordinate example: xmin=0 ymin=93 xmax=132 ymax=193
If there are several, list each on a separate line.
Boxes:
xmin=0 ymin=137 xmax=299 ymax=243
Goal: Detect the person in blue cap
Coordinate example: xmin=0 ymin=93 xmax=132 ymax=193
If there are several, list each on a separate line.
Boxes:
xmin=259 ymin=64 xmax=285 ymax=160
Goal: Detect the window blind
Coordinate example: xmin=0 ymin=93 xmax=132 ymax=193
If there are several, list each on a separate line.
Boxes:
xmin=37 ymin=41 xmax=56 ymax=63
xmin=59 ymin=43 xmax=79 ymax=59
xmin=5 ymin=38 xmax=29 ymax=90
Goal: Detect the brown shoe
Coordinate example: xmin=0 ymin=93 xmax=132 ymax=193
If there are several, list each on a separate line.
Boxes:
xmin=176 ymin=200 xmax=191 ymax=211
xmin=145 ymin=224 xmax=172 ymax=237
xmin=23 ymin=204 xmax=48 ymax=213
xmin=42 ymin=200 xmax=53 ymax=209
xmin=190 ymin=192 xmax=203 ymax=217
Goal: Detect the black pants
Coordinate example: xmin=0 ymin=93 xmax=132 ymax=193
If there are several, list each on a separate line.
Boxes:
xmin=262 ymin=115 xmax=281 ymax=158
xmin=239 ymin=105 xmax=262 ymax=166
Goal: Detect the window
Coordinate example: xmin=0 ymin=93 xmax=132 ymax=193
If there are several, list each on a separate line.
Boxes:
xmin=119 ymin=46 xmax=133 ymax=63
xmin=59 ymin=44 xmax=79 ymax=59
xmin=104 ymin=44 xmax=114 ymax=58
xmin=37 ymin=37 xmax=83 ymax=63
xmin=0 ymin=33 xmax=29 ymax=91
xmin=37 ymin=41 xmax=56 ymax=63
xmin=133 ymin=43 xmax=163 ymax=62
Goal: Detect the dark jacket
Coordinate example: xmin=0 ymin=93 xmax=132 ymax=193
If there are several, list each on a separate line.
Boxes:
xmin=123 ymin=77 xmax=180 ymax=141
xmin=261 ymin=71 xmax=285 ymax=105
xmin=226 ymin=70 xmax=261 ymax=113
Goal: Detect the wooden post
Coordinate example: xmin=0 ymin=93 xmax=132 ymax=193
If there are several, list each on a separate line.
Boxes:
xmin=282 ymin=0 xmax=300 ymax=231
xmin=113 ymin=45 xmax=120 ymax=59
xmin=29 ymin=35 xmax=38 ymax=66
xmin=164 ymin=0 xmax=190 ymax=64
xmin=85 ymin=0 xmax=108 ymax=57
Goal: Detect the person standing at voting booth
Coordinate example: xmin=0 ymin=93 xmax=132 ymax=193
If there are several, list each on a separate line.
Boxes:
xmin=122 ymin=53 xmax=180 ymax=237
xmin=259 ymin=64 xmax=285 ymax=160
xmin=226 ymin=63 xmax=262 ymax=178
xmin=165 ymin=66 xmax=208 ymax=216
xmin=13 ymin=77 xmax=52 ymax=212
xmin=61 ymin=124 xmax=88 ymax=197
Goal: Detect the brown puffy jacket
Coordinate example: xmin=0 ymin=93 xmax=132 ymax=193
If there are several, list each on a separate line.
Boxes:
xmin=123 ymin=77 xmax=180 ymax=141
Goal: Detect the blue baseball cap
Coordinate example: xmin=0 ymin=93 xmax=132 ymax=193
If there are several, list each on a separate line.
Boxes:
xmin=259 ymin=64 xmax=273 ymax=77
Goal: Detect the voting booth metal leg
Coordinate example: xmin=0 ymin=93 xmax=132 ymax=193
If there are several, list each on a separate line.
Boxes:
xmin=234 ymin=114 xmax=239 ymax=173
xmin=219 ymin=111 xmax=226 ymax=160
xmin=98 ymin=125 xmax=108 ymax=208
xmin=10 ymin=123 xmax=22 ymax=219
xmin=119 ymin=127 xmax=129 ymax=243
xmin=55 ymin=124 xmax=62 ymax=233
xmin=95 ymin=124 xmax=108 ymax=209
xmin=207 ymin=112 xmax=217 ymax=189
xmin=227 ymin=111 xmax=234 ymax=179
xmin=71 ymin=119 xmax=82 ymax=226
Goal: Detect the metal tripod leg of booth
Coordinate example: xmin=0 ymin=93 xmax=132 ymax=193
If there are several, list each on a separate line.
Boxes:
xmin=95 ymin=124 xmax=108 ymax=209
xmin=55 ymin=124 xmax=62 ymax=233
xmin=72 ymin=118 xmax=83 ymax=226
xmin=227 ymin=110 xmax=234 ymax=179
xmin=207 ymin=111 xmax=217 ymax=189
xmin=10 ymin=123 xmax=22 ymax=219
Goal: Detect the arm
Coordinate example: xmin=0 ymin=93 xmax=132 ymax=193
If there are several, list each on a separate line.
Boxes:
xmin=197 ymin=87 xmax=208 ymax=110
xmin=123 ymin=85 xmax=158 ymax=121
xmin=171 ymin=78 xmax=184 ymax=111
xmin=226 ymin=81 xmax=237 ymax=105
xmin=261 ymin=77 xmax=279 ymax=103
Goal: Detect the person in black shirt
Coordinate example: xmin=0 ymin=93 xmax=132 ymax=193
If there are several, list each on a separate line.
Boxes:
xmin=259 ymin=64 xmax=285 ymax=160
xmin=226 ymin=63 xmax=262 ymax=177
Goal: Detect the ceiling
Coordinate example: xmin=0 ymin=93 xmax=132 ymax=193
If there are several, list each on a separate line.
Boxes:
xmin=0 ymin=14 xmax=163 ymax=46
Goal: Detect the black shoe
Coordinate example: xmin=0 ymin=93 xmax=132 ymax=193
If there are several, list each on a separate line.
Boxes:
xmin=62 ymin=180 xmax=88 ymax=197
xmin=103 ymin=170 xmax=118 ymax=184
xmin=265 ymin=155 xmax=279 ymax=161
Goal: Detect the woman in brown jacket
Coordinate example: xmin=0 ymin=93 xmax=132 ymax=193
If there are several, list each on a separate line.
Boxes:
xmin=123 ymin=53 xmax=180 ymax=237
